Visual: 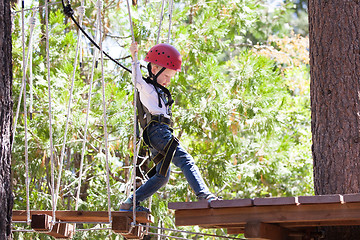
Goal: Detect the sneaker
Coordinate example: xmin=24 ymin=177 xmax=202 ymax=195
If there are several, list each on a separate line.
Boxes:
xmin=197 ymin=193 xmax=221 ymax=202
xmin=119 ymin=203 xmax=151 ymax=214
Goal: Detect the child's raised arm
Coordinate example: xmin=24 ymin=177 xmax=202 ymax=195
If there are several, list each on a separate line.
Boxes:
xmin=130 ymin=42 xmax=138 ymax=61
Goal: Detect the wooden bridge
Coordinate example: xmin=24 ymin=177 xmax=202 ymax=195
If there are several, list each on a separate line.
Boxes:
xmin=12 ymin=210 xmax=152 ymax=239
xmin=12 ymin=193 xmax=360 ymax=239
xmin=168 ymin=193 xmax=360 ymax=240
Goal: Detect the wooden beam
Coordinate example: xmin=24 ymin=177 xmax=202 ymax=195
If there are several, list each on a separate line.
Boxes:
xmin=30 ymin=214 xmax=74 ymax=239
xmin=254 ymin=197 xmax=298 ymax=206
xmin=227 ymin=227 xmax=244 ymax=234
xmin=173 ymin=202 xmax=360 ymax=227
xmin=31 ymin=214 xmax=53 ymax=231
xmin=120 ymin=225 xmax=143 ymax=239
xmin=168 ymin=200 xmax=210 ymax=210
xmin=49 ymin=222 xmax=74 ymax=239
xmin=12 ymin=210 xmax=152 ymax=224
xmin=112 ymin=216 xmax=132 ymax=233
xmin=210 ymin=198 xmax=253 ymax=208
xmin=298 ymin=194 xmax=343 ymax=204
xmin=244 ymin=222 xmax=288 ymax=240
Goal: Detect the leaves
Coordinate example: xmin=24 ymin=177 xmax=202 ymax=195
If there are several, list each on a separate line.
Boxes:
xmin=11 ymin=0 xmax=312 ymax=238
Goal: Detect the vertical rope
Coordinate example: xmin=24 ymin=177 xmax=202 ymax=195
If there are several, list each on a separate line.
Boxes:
xmin=167 ymin=0 xmax=174 ymax=43
xmin=21 ymin=0 xmax=30 ymax=225
xmin=29 ymin=15 xmax=35 ymax=120
xmin=97 ymin=0 xmax=112 ymax=224
xmin=75 ymin=4 xmax=98 ymax=214
xmin=156 ymin=0 xmax=166 ymax=44
xmin=45 ymin=0 xmax=56 ymax=226
xmin=125 ymin=0 xmax=138 ymax=227
xmin=75 ymin=4 xmax=91 ymax=212
xmin=54 ymin=3 xmax=84 ymax=210
xmin=13 ymin=10 xmax=37 ymax=148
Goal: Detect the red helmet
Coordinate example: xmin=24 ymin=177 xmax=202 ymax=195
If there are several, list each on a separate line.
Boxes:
xmin=144 ymin=43 xmax=182 ymax=72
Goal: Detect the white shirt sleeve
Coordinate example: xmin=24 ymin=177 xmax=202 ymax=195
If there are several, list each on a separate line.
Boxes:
xmin=132 ymin=61 xmax=170 ymax=118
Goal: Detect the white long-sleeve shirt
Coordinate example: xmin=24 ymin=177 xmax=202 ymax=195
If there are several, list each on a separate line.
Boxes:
xmin=132 ymin=61 xmax=171 ymax=118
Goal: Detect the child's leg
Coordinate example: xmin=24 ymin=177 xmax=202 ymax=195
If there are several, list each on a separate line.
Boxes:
xmin=147 ymin=123 xmax=212 ymax=197
xmin=172 ymin=144 xmax=212 ymax=197
xmin=124 ymin=162 xmax=170 ymax=205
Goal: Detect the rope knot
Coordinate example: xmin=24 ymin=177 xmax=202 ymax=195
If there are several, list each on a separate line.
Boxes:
xmin=29 ymin=17 xmax=36 ymax=27
xmin=63 ymin=4 xmax=74 ymax=17
xmin=77 ymin=6 xmax=85 ymax=17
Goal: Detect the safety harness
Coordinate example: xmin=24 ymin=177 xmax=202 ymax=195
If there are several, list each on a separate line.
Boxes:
xmin=137 ymin=63 xmax=179 ymax=178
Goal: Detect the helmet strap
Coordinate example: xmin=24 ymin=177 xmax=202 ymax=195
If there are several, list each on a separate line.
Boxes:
xmin=147 ymin=63 xmax=166 ymax=82
xmin=146 ymin=63 xmax=173 ymax=108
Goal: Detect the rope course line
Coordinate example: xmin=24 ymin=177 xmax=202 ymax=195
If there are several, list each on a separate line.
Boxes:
xmin=125 ymin=0 xmax=139 ymax=232
xmin=29 ymin=14 xmax=35 ymax=120
xmin=167 ymin=0 xmax=174 ymax=43
xmin=135 ymin=224 xmax=246 ymax=240
xmin=146 ymin=232 xmax=191 ymax=240
xmin=45 ymin=0 xmax=56 ymax=228
xmin=75 ymin=4 xmax=95 ymax=213
xmin=12 ymin=1 xmax=62 ymax=14
xmin=13 ymin=9 xmax=37 ymax=148
xmin=62 ymin=0 xmax=132 ymax=73
xmin=97 ymin=0 xmax=113 ymax=224
xmin=21 ymin=0 xmax=30 ymax=225
xmin=156 ymin=0 xmax=166 ymax=44
xmin=54 ymin=0 xmax=83 ymax=210
xmin=11 ymin=3 xmax=224 ymax=240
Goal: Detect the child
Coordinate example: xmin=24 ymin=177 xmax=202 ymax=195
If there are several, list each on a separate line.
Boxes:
xmin=120 ymin=42 xmax=217 ymax=213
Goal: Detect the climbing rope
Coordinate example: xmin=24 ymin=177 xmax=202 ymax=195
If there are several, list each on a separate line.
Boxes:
xmin=29 ymin=14 xmax=35 ymax=120
xmin=62 ymin=0 xmax=132 ymax=73
xmin=135 ymin=224 xmax=246 ymax=240
xmin=54 ymin=2 xmax=83 ymax=209
xmin=12 ymin=1 xmax=62 ymax=14
xmin=75 ymin=4 xmax=94 ymax=212
xmin=167 ymin=0 xmax=174 ymax=43
xmin=21 ymin=0 xmax=30 ymax=225
xmin=156 ymin=0 xmax=166 ymax=44
xmin=45 ymin=0 xmax=56 ymax=227
xmin=97 ymin=0 xmax=113 ymax=224
xmin=13 ymin=10 xmax=37 ymax=148
xmin=125 ymin=0 xmax=139 ymax=229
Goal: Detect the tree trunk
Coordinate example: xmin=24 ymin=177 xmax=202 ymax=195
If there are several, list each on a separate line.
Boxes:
xmin=309 ymin=0 xmax=360 ymax=239
xmin=0 ymin=0 xmax=14 ymax=238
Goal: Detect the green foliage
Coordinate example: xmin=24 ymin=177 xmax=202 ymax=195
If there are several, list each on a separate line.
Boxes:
xmin=11 ymin=0 xmax=312 ymax=239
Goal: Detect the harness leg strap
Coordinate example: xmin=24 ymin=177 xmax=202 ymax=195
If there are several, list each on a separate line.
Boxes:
xmin=146 ymin=136 xmax=179 ymax=178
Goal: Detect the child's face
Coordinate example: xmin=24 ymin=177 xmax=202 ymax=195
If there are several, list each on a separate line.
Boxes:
xmin=152 ymin=65 xmax=177 ymax=87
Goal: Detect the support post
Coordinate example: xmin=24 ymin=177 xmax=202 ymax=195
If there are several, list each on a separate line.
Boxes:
xmin=50 ymin=222 xmax=74 ymax=239
xmin=112 ymin=215 xmax=143 ymax=239
xmin=31 ymin=214 xmax=74 ymax=239
xmin=31 ymin=214 xmax=53 ymax=231
xmin=245 ymin=222 xmax=288 ymax=240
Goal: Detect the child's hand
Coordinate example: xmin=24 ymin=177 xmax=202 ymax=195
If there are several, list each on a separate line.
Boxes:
xmin=130 ymin=42 xmax=138 ymax=61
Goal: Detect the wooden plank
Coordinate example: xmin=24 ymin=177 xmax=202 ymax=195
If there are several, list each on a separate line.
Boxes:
xmin=244 ymin=222 xmax=288 ymax=240
xmin=227 ymin=227 xmax=244 ymax=234
xmin=343 ymin=193 xmax=360 ymax=203
xmin=210 ymin=199 xmax=253 ymax=208
xmin=281 ymin=220 xmax=360 ymax=228
xmin=120 ymin=225 xmax=143 ymax=239
xmin=173 ymin=202 xmax=360 ymax=227
xmin=297 ymin=194 xmax=343 ymax=204
xmin=31 ymin=214 xmax=53 ymax=231
xmin=48 ymin=223 xmax=74 ymax=239
xmin=12 ymin=210 xmax=152 ymax=224
xmin=112 ymin=216 xmax=132 ymax=233
xmin=254 ymin=197 xmax=298 ymax=206
xmin=168 ymin=200 xmax=209 ymax=210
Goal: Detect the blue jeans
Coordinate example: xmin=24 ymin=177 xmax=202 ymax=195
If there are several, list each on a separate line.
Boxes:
xmin=127 ymin=122 xmax=211 ymax=204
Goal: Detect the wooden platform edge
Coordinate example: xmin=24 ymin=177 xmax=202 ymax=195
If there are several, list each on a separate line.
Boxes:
xmin=12 ymin=210 xmax=153 ymax=224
